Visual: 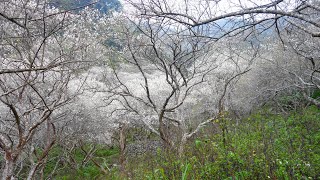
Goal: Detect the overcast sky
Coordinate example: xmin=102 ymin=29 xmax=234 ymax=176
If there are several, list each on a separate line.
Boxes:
xmin=119 ymin=0 xmax=296 ymax=17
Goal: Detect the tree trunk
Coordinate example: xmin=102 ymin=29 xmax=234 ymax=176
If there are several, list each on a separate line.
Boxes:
xmin=119 ymin=123 xmax=127 ymax=177
xmin=178 ymin=135 xmax=188 ymax=157
xmin=2 ymin=152 xmax=15 ymax=180
xmin=178 ymin=119 xmax=188 ymax=156
xmin=26 ymin=165 xmax=37 ymax=180
xmin=159 ymin=112 xmax=174 ymax=150
xmin=39 ymin=164 xmax=45 ymax=180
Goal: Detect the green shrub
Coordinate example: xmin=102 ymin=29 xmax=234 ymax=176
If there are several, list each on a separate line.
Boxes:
xmin=42 ymin=106 xmax=320 ymax=179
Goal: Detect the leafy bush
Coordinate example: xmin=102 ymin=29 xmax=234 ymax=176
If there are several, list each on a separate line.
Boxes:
xmin=124 ymin=106 xmax=320 ymax=179
xmin=43 ymin=106 xmax=320 ymax=179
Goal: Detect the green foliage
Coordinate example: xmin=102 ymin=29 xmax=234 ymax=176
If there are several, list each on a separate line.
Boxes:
xmin=42 ymin=106 xmax=320 ymax=179
xmin=124 ymin=106 xmax=320 ymax=179
xmin=311 ymin=89 xmax=320 ymax=99
xmin=181 ymin=161 xmax=191 ymax=180
xmin=42 ymin=144 xmax=119 ymax=179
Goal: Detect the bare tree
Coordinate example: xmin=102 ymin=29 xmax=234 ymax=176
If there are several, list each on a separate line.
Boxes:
xmin=248 ymin=32 xmax=320 ymax=111
xmin=126 ymin=0 xmax=320 ymax=109
xmin=104 ymin=17 xmax=215 ymax=149
xmin=126 ymin=0 xmax=320 ymax=38
xmin=0 ymin=1 xmax=104 ymax=179
xmin=98 ymin=12 xmax=257 ymax=156
xmin=285 ymin=25 xmax=320 ymax=107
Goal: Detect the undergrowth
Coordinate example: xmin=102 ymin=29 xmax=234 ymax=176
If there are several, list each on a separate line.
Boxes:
xmin=45 ymin=106 xmax=320 ymax=179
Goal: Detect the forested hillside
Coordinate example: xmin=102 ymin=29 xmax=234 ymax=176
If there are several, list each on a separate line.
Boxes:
xmin=50 ymin=0 xmax=122 ymax=13
xmin=0 ymin=0 xmax=319 ymax=179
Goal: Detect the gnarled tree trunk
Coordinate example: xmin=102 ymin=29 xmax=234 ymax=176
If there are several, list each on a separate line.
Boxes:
xmin=2 ymin=152 xmax=15 ymax=180
xmin=119 ymin=123 xmax=127 ymax=177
